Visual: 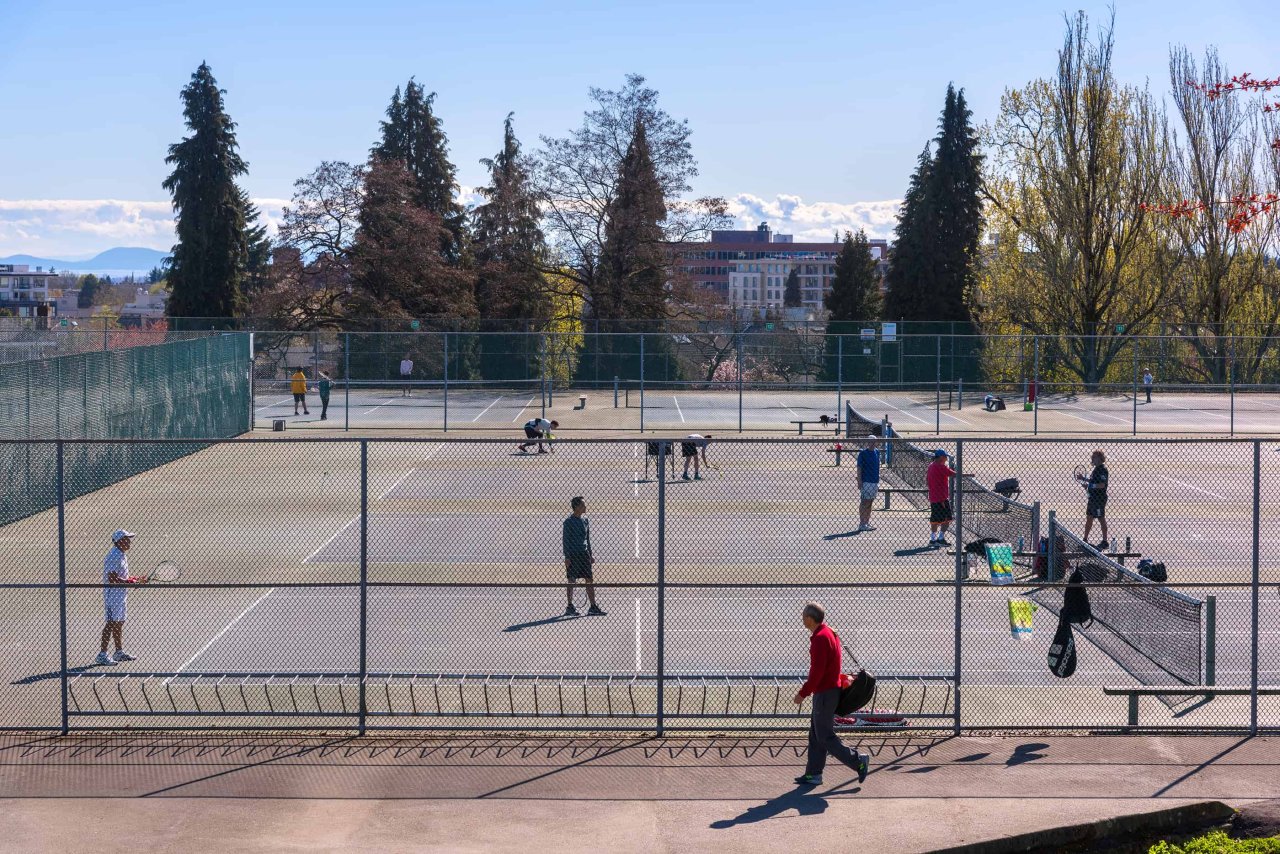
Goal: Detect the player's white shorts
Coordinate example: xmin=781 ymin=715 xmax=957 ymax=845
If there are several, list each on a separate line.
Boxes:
xmin=860 ymin=482 xmax=879 ymax=501
xmin=104 ymin=597 xmax=127 ymax=623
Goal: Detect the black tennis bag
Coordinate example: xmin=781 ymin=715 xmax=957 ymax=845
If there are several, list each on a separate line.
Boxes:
xmin=1048 ymin=616 xmax=1078 ymax=678
xmin=836 ymin=644 xmax=876 ymax=715
xmin=1138 ymin=559 xmax=1168 ymax=583
xmin=1061 ymin=567 xmax=1093 ymax=627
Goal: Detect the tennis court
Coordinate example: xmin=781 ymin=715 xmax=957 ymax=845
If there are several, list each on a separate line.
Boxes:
xmin=1 ymin=436 xmax=1278 ymax=732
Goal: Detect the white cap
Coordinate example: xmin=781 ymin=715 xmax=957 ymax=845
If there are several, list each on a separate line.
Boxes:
xmin=112 ymin=529 xmax=135 ymax=543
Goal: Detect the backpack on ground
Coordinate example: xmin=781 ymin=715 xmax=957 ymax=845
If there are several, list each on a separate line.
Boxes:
xmin=1061 ymin=567 xmax=1093 ymax=627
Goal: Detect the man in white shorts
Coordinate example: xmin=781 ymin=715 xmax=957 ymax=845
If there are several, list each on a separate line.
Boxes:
xmin=518 ymin=418 xmax=558 ymax=454
xmin=680 ymin=434 xmax=711 ymax=480
xmin=400 ymin=354 xmax=414 ymax=396
xmin=856 ymin=435 xmax=880 ymax=532
xmin=98 ymin=529 xmax=146 ymax=666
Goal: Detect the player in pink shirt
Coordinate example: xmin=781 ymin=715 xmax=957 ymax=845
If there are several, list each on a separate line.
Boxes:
xmin=926 ymin=450 xmax=956 ymax=548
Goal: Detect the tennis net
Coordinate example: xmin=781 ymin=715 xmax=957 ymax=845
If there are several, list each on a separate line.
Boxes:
xmin=1033 ymin=528 xmax=1204 ymax=687
xmin=845 ymin=402 xmax=1039 ymax=550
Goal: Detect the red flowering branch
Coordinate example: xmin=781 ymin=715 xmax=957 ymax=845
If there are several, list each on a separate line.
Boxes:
xmin=1148 ymin=72 xmax=1280 ymax=230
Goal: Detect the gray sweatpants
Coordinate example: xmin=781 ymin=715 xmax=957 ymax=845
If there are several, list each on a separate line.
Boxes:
xmin=805 ymin=687 xmax=865 ymax=777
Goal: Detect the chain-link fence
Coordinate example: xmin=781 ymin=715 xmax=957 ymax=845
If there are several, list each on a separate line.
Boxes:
xmin=236 ymin=330 xmax=1280 ymax=433
xmin=0 ymin=435 xmax=1274 ymax=734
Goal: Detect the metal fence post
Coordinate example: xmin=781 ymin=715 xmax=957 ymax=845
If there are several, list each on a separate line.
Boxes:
xmin=1047 ymin=510 xmax=1058 ymax=582
xmin=737 ymin=333 xmax=744 ymax=433
xmin=1032 ymin=336 xmax=1040 ymax=436
xmin=952 ymin=439 xmax=964 ymax=735
xmin=1131 ymin=342 xmax=1138 ymax=436
xmin=540 ymin=334 xmax=548 ymax=420
xmin=57 ymin=441 xmax=69 ymax=734
xmin=935 ymin=335 xmax=941 ymax=435
xmin=442 ymin=332 xmax=449 ymax=433
xmin=1230 ymin=337 xmax=1236 ymax=437
xmin=344 ymin=333 xmax=351 ymax=432
xmin=656 ymin=440 xmax=667 ymax=736
xmin=359 ymin=440 xmax=369 ymax=735
xmin=1251 ymin=440 xmax=1260 ymax=735
xmin=836 ymin=335 xmax=843 ymax=423
xmin=639 ymin=335 xmax=646 ymax=433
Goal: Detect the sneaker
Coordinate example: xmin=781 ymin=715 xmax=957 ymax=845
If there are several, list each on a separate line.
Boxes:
xmin=929 ymin=538 xmax=940 ymax=548
xmin=587 ymin=604 xmax=607 ymax=616
xmin=1096 ymin=541 xmax=1110 ymax=551
xmin=794 ymin=774 xmax=823 ymax=786
xmin=936 ymin=538 xmax=951 ymax=547
xmin=95 ymin=652 xmax=116 ymax=666
xmin=537 ymin=448 xmax=549 ymax=454
xmin=693 ymin=474 xmax=702 ymax=481
xmin=856 ymin=751 xmax=870 ymax=784
xmin=682 ymin=474 xmax=691 ymax=481
xmin=112 ymin=650 xmax=136 ymax=662
xmin=564 ymin=605 xmax=579 ymax=617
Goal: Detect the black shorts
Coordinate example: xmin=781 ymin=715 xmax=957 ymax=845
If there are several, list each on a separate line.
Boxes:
xmin=566 ymin=553 xmax=593 ymax=581
xmin=524 ymin=426 xmax=542 ymax=440
xmin=293 ymin=392 xmax=306 ymax=403
xmin=681 ymin=442 xmax=699 ymax=458
xmin=1087 ymin=495 xmax=1108 ymax=519
xmin=930 ymin=500 xmax=953 ymax=524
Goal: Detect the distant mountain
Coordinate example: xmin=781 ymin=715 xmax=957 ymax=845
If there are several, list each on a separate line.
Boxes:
xmin=0 ymin=247 xmax=169 ymax=273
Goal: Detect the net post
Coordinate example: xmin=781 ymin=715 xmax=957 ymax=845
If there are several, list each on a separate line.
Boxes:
xmin=1132 ymin=339 xmax=1138 ymax=436
xmin=1047 ymin=510 xmax=1058 ymax=582
xmin=1031 ymin=502 xmax=1041 ymax=552
xmin=656 ymin=440 xmax=667 ymax=736
xmin=57 ymin=440 xmax=69 ymax=735
xmin=358 ymin=440 xmax=369 ymax=735
xmin=1032 ymin=336 xmax=1040 ymax=435
xmin=736 ymin=332 xmax=744 ymax=433
xmin=442 ymin=332 xmax=449 ymax=433
xmin=957 ymin=376 xmax=963 ymax=411
xmin=1205 ymin=595 xmax=1216 ymax=695
xmin=344 ymin=332 xmax=351 ymax=432
xmin=952 ymin=439 xmax=964 ymax=735
xmin=614 ymin=376 xmax=619 ymax=408
xmin=1230 ymin=336 xmax=1236 ymax=437
xmin=1251 ymin=439 xmax=1260 ymax=735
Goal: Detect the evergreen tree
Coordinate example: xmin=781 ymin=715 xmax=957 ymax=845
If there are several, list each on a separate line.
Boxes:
xmin=928 ymin=84 xmax=983 ymax=322
xmin=883 ymin=144 xmax=936 ymax=320
xmin=599 ymin=118 xmax=667 ymax=324
xmin=241 ymin=189 xmax=272 ymax=294
xmin=821 ymin=231 xmax=882 ymax=383
xmin=783 ymin=267 xmax=801 ymax=308
xmin=472 ymin=114 xmax=549 ymax=379
xmin=77 ymin=274 xmax=99 ymax=309
xmin=371 ymin=80 xmax=465 ymax=262
xmin=163 ymin=62 xmax=248 ymax=324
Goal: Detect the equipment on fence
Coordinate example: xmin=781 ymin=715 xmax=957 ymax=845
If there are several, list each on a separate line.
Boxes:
xmin=1048 ymin=617 xmax=1078 ymax=678
xmin=1032 ymin=528 xmax=1204 ymax=688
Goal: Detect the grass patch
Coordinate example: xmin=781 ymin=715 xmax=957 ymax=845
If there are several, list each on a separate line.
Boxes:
xmin=1150 ymin=830 xmax=1280 ymax=853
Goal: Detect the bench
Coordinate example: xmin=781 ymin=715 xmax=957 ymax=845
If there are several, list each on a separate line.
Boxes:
xmin=1103 ymin=685 xmax=1280 ymax=727
xmin=790 ymin=418 xmax=841 ymax=435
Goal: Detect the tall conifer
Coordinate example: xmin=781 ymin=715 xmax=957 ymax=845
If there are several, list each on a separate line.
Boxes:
xmin=163 ymin=62 xmax=248 ymax=323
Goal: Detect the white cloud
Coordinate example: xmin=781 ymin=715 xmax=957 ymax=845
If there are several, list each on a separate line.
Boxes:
xmin=725 ymin=194 xmax=901 ymax=242
xmin=0 ymin=198 xmax=287 ymax=258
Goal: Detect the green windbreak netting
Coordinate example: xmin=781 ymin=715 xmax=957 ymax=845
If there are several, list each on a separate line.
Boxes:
xmin=1 ymin=334 xmax=251 ymax=525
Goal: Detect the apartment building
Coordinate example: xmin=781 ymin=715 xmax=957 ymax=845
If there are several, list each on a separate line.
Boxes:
xmin=0 ymin=264 xmax=60 ymax=321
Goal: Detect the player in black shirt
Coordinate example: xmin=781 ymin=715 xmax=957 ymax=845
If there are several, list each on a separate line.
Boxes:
xmin=1081 ymin=450 xmax=1109 ymax=549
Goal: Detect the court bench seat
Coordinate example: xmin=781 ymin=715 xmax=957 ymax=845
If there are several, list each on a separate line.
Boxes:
xmin=789 ymin=419 xmax=841 ymax=435
xmin=1102 ymin=685 xmax=1280 ymax=727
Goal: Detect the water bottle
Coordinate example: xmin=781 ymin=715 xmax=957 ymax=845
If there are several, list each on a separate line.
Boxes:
xmin=1017 ymin=536 xmax=1025 ymax=553
xmin=1110 ymin=537 xmax=1117 ymax=553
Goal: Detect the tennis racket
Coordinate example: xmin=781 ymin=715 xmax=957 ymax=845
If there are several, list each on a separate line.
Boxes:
xmin=146 ymin=561 xmax=182 ymax=583
xmin=1072 ymin=464 xmax=1089 ymax=488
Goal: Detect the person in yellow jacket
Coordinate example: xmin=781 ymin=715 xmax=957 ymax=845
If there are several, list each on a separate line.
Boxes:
xmin=290 ymin=368 xmax=311 ymax=416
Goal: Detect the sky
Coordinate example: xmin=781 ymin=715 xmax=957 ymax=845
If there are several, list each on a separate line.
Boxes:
xmin=0 ymin=0 xmax=1273 ymax=257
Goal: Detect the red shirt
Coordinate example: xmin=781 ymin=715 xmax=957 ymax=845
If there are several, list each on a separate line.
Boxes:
xmin=926 ymin=460 xmax=955 ymax=503
xmin=800 ymin=623 xmax=842 ymax=699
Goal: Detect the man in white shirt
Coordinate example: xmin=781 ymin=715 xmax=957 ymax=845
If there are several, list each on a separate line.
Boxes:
xmin=680 ymin=434 xmax=711 ymax=480
xmin=1142 ymin=368 xmax=1153 ymax=404
xmin=400 ymin=355 xmax=414 ymax=397
xmin=98 ymin=529 xmax=146 ymax=666
xmin=518 ymin=418 xmax=559 ymax=454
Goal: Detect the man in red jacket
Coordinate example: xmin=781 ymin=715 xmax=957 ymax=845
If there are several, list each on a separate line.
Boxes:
xmin=792 ymin=601 xmax=870 ymax=786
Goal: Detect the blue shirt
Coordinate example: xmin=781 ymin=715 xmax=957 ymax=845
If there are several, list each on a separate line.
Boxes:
xmin=857 ymin=448 xmax=880 ymax=483
xmin=562 ymin=515 xmax=591 ymax=557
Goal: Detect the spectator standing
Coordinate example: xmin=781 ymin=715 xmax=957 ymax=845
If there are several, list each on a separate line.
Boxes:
xmin=1142 ymin=368 xmax=1153 ymax=404
xmin=1081 ymin=450 xmax=1110 ymax=549
xmin=290 ymin=368 xmax=310 ymax=416
xmin=926 ymin=449 xmax=955 ymax=548
xmin=855 ymin=435 xmax=879 ymax=532
xmin=792 ymin=602 xmax=869 ymax=787
xmin=562 ymin=496 xmax=606 ymax=617
xmin=318 ymin=371 xmax=332 ymax=421
xmin=400 ymin=355 xmax=414 ymax=397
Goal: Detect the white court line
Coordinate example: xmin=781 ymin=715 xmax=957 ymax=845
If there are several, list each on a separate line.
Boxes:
xmin=1056 ymin=410 xmax=1110 ymax=427
xmin=673 ymin=396 xmax=685 ymax=423
xmin=511 ymin=398 xmax=535 ymax=423
xmin=470 ymin=395 xmax=504 ymax=422
xmin=634 ymin=519 xmax=640 ymax=558
xmin=168 ymin=588 xmax=276 ymax=681
xmin=867 ymin=396 xmax=929 ymax=425
xmin=780 ymin=401 xmax=800 ymax=419
xmin=1051 ymin=402 xmax=1130 ymax=424
xmin=361 ymin=398 xmax=398 ymax=415
xmin=635 ymin=599 xmax=642 ymax=672
xmin=633 ymin=470 xmax=640 ymax=497
xmin=1154 ymin=401 xmax=1230 ymax=420
xmin=303 ymin=514 xmax=361 ymax=563
xmin=253 ymin=396 xmax=294 ymax=413
xmin=1162 ymin=475 xmax=1229 ymax=501
xmin=378 ymin=444 xmax=444 ymax=500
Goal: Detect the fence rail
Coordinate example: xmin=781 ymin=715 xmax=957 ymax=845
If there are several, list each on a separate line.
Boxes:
xmin=0 ymin=435 xmax=1276 ymax=734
